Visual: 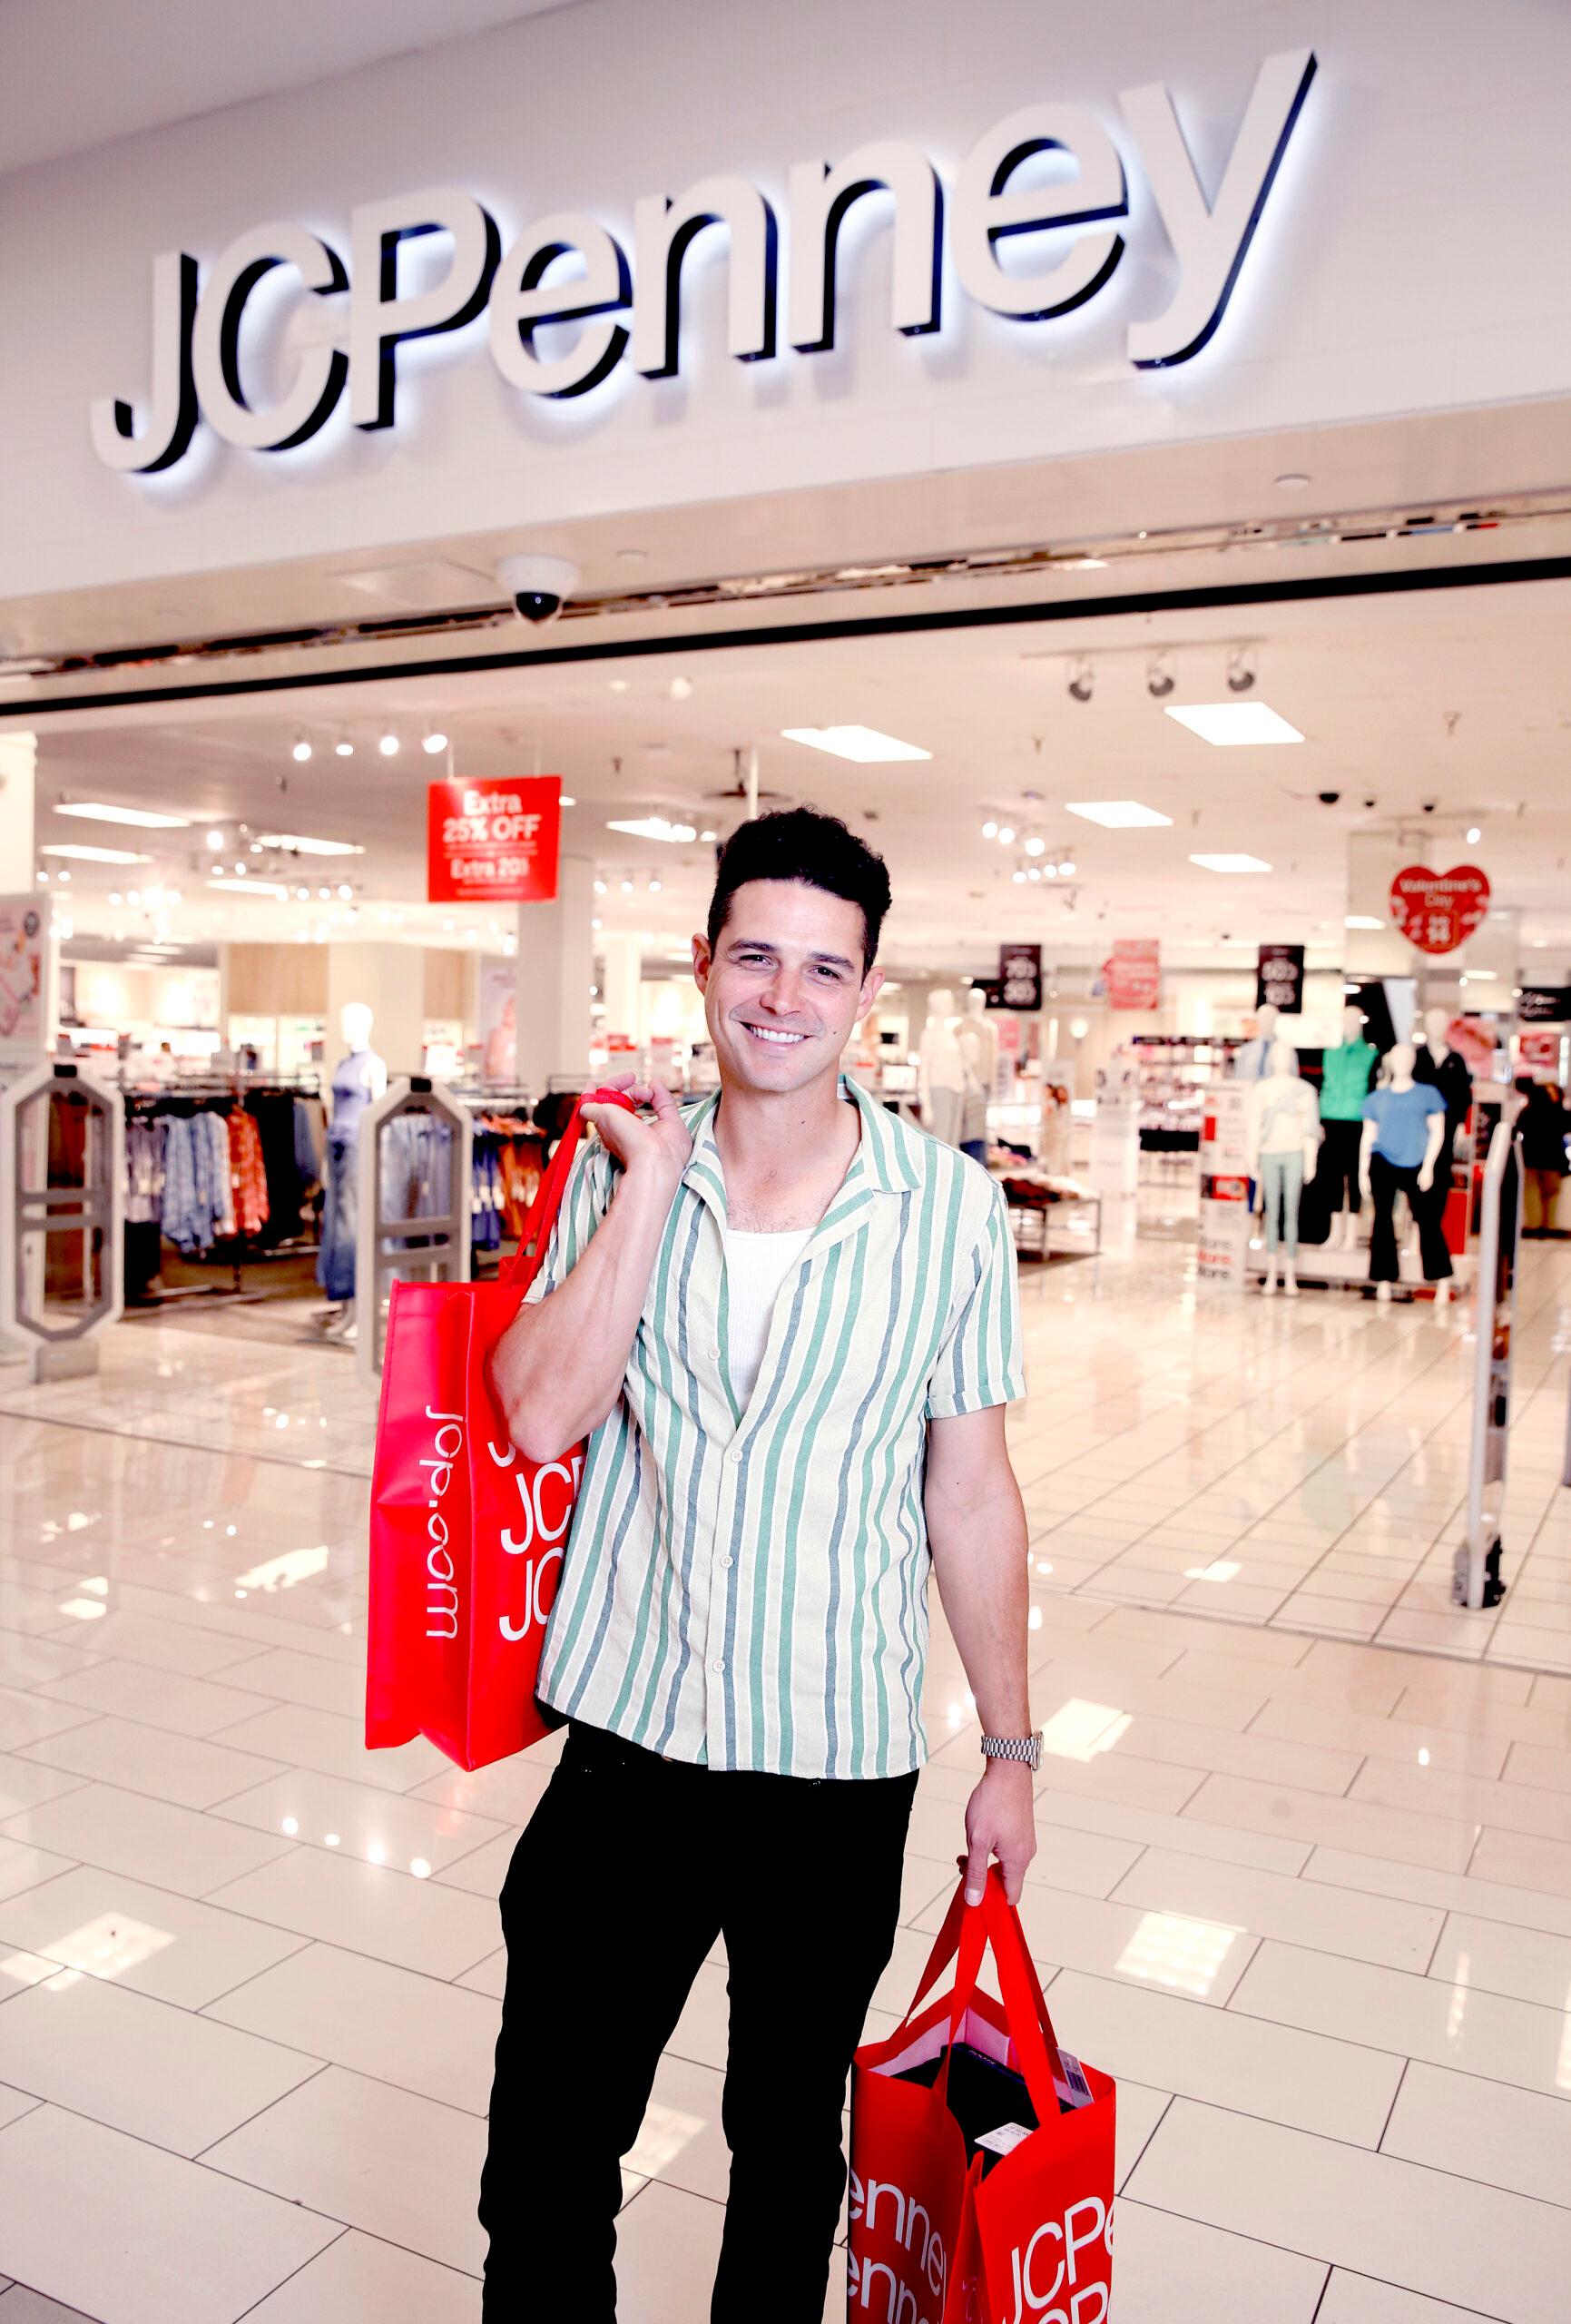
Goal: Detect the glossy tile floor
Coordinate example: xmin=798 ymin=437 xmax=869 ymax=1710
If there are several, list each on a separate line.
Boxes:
xmin=0 ymin=1231 xmax=1566 ymax=2321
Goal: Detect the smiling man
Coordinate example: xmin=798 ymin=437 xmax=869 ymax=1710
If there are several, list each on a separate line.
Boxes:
xmin=482 ymin=807 xmax=1034 ymax=2321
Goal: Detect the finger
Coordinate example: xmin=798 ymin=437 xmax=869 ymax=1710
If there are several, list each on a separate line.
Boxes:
xmin=1000 ymin=1849 xmax=1026 ymax=1907
xmin=645 ymin=1080 xmax=680 ymax=1117
xmin=964 ymin=1836 xmax=988 ymax=1907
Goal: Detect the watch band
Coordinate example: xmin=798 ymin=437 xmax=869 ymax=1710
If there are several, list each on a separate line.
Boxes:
xmin=980 ymin=1730 xmax=1043 ymax=1772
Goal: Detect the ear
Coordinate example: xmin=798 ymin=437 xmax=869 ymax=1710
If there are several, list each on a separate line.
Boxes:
xmin=692 ymin=932 xmax=712 ymax=991
xmin=856 ymin=965 xmax=886 ymax=1021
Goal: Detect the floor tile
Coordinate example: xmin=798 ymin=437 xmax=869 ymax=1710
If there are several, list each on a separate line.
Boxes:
xmin=212 ymin=1648 xmax=367 ymax=1718
xmin=407 ymin=1756 xmax=554 ymax=1827
xmin=1179 ymin=1776 xmax=1479 ymax=1874
xmin=0 ymin=1689 xmax=94 ymax=1755
xmin=428 ymin=1827 xmax=521 ymax=1899
xmin=16 ymin=1717 xmax=288 ymax=1811
xmin=1126 ymin=2096 xmax=1571 ymax=2323
xmin=1503 ymin=1740 xmax=1571 ymax=1795
xmin=1101 ymin=1709 xmax=1363 ymax=1795
xmin=0 ymin=2104 xmax=339 ymax=2324
xmin=0 ymin=1844 xmax=76 ymax=1905
xmin=206 ymin=1942 xmax=500 ymax=2115
xmin=211 ymin=1767 xmax=504 ymax=1876
xmin=1229 ymin=1940 xmax=1571 ymax=2101
xmin=1033 ymin=1968 xmax=1402 ymax=2145
xmin=1112 ymin=1850 xmax=1444 ymax=1972
xmin=1382 ymin=2059 xmax=1571 ymax=2213
xmin=30 ymin=1660 xmax=278 ymax=1739
xmin=1108 ymin=2201 xmax=1328 ymax=2322
xmin=0 ymin=1754 xmax=84 ymax=1821
xmin=204 ymin=2065 xmax=487 ymax=2273
xmin=0 ymin=2288 xmax=102 ymax=2322
xmin=205 ymin=1845 xmax=501 ymax=1978
xmin=1316 ymin=2272 xmax=1495 ymax=2322
xmin=210 ymin=1703 xmax=448 ymax=1793
xmin=1 ymin=1785 xmax=290 ymax=1899
xmin=0 ymin=1863 xmax=308 ymax=2008
xmin=1352 ymin=1756 xmax=1571 ymax=1844
xmin=1250 ymin=1699 xmax=1509 ymax=1779
xmin=1425 ymin=1910 xmax=1571 ymax=2010
xmin=38 ymin=1610 xmax=266 ymax=1679
xmin=239 ymin=2230 xmax=480 ymax=2323
xmin=0 ymin=1969 xmax=322 ymax=2154
xmin=1467 ymin=1827 xmax=1571 ymax=1900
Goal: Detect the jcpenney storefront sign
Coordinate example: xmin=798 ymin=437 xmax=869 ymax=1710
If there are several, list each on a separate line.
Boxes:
xmin=93 ymin=47 xmax=1314 ymax=475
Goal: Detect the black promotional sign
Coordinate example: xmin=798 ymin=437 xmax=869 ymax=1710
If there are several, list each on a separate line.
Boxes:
xmin=1517 ymin=986 xmax=1571 ymax=1024
xmin=995 ymin=943 xmax=1042 ymax=1012
xmin=1256 ymin=942 xmax=1305 ymax=1013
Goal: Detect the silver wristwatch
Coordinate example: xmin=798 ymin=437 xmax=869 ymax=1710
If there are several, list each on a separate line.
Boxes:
xmin=980 ymin=1730 xmax=1043 ymax=1773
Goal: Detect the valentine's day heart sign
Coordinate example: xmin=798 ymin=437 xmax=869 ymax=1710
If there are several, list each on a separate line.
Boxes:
xmin=1389 ymin=864 xmax=1491 ymax=955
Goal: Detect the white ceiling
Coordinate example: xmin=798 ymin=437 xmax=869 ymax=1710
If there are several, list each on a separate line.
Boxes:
xmin=30 ymin=576 xmax=1571 ymax=980
xmin=0 ymin=0 xmax=574 ymax=176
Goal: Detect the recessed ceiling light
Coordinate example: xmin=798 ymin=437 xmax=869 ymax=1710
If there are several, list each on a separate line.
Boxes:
xmin=41 ymin=843 xmax=153 ymax=865
xmin=609 ymin=678 xmax=630 ymax=694
xmin=335 ymin=740 xmax=354 ymax=757
xmin=1345 ymin=914 xmax=1385 ymax=931
xmin=1466 ymin=825 xmax=1481 ymax=844
xmin=206 ymin=830 xmax=225 ymax=851
xmin=1164 ymin=703 xmax=1303 ymax=745
xmin=254 ymin=832 xmax=365 ymax=857
xmin=1065 ymin=801 xmax=1173 ymax=828
xmin=291 ymin=737 xmax=312 ymax=763
xmin=54 ymin=803 xmax=191 ymax=831
xmin=606 ymin=815 xmax=697 ymax=843
xmin=559 ymin=794 xmax=577 ymax=808
xmin=1190 ymin=852 xmax=1273 ymax=874
xmin=780 ymin=725 xmax=931 ymax=763
xmin=422 ymin=733 xmax=448 ymax=755
xmin=378 ymin=734 xmax=399 ymax=757
xmin=700 ymin=829 xmax=717 ymax=842
xmin=1063 ymin=556 xmax=1107 ymax=570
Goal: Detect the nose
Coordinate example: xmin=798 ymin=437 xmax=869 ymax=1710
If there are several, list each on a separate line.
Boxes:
xmin=756 ymin=967 xmax=812 ymax=1020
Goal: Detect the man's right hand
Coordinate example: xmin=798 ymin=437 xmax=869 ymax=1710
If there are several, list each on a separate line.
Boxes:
xmin=582 ymin=1074 xmax=693 ymax=1189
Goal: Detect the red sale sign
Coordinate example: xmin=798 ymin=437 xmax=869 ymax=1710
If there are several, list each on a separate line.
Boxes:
xmin=1105 ymin=938 xmax=1161 ymax=1009
xmin=427 ymin=777 xmax=562 ymax=904
xmin=1389 ymin=863 xmax=1490 ymax=956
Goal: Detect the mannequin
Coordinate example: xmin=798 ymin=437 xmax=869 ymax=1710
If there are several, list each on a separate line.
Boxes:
xmin=1319 ymin=1006 xmax=1379 ymax=1249
xmin=1412 ymin=1005 xmax=1473 ymax=1159
xmin=1360 ymin=1042 xmax=1451 ymax=1303
xmin=317 ymin=1001 xmax=388 ymax=1338
xmin=1247 ymin=1040 xmax=1320 ymax=1296
xmin=1232 ymin=1004 xmax=1281 ymax=1083
xmin=955 ymin=988 xmax=999 ymax=1164
xmin=918 ymin=989 xmax=967 ymax=1147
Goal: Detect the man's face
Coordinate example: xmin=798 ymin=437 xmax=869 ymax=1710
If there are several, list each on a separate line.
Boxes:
xmin=692 ymin=878 xmax=883 ymax=1095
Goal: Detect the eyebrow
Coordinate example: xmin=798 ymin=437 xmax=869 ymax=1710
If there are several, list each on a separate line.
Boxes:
xmin=724 ymin=938 xmax=858 ymax=973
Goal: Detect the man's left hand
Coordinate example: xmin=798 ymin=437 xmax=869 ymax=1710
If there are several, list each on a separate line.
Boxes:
xmin=964 ymin=1761 xmax=1037 ymax=1905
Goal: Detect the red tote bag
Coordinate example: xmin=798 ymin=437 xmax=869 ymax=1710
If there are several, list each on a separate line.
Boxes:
xmin=850 ymin=1867 xmax=1116 ymax=2324
xmin=365 ymin=1088 xmax=633 ymax=1772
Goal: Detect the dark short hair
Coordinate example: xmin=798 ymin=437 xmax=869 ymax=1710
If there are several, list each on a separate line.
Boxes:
xmin=706 ymin=807 xmax=891 ymax=974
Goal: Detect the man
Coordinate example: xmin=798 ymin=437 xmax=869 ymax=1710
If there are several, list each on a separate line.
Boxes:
xmin=483 ymin=807 xmax=1036 ymax=2319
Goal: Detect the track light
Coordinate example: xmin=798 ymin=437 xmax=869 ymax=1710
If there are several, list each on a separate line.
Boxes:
xmin=1226 ymin=650 xmax=1255 ymax=694
xmin=997 ymin=824 xmax=1016 ymax=846
xmin=1042 ymin=862 xmax=1058 ymax=880
xmin=206 ymin=829 xmax=224 ymax=851
xmin=291 ymin=736 xmax=312 ymax=763
xmin=335 ymin=740 xmax=354 ymax=757
xmin=1146 ymin=656 xmax=1175 ymax=700
xmin=422 ymin=733 xmax=447 ymax=755
xmin=378 ymin=733 xmax=399 ymax=757
xmin=1067 ymin=661 xmax=1094 ymax=704
xmin=1060 ymin=857 xmax=1076 ymax=878
xmin=981 ymin=820 xmax=998 ymax=839
xmin=1023 ymin=834 xmax=1046 ymax=858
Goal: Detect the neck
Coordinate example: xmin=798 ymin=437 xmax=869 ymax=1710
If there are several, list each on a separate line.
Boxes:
xmin=712 ymin=1064 xmax=851 ymax=1180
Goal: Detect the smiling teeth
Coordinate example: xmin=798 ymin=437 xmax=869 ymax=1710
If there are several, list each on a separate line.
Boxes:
xmin=746 ymin=1027 xmax=806 ymax=1044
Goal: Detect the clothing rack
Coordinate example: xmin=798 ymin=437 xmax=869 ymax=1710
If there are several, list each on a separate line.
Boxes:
xmin=121 ymin=1076 xmax=326 ymax=1309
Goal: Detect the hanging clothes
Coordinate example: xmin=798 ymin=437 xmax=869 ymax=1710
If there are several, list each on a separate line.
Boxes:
xmin=228 ymin=1108 xmax=270 ymax=1240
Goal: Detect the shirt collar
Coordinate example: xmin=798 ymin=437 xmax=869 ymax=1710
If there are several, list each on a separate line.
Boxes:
xmin=680 ymin=1070 xmax=922 ymax=1222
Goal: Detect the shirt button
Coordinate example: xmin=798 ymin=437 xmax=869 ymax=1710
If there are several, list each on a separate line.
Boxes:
xmin=720 ymin=1554 xmax=734 ymax=1570
xmin=729 ymin=1444 xmax=743 ymax=1463
xmin=712 ymin=1658 xmax=725 ymax=1673
xmin=709 ymin=1344 xmax=721 ymax=1360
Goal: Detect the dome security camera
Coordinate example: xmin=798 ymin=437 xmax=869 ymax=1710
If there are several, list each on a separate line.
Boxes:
xmin=496 ymin=553 xmax=581 ymax=625
xmin=1067 ymin=660 xmax=1094 ymax=704
xmin=1420 ymin=798 xmax=1438 ymax=814
xmin=1318 ymin=790 xmax=1341 ymax=805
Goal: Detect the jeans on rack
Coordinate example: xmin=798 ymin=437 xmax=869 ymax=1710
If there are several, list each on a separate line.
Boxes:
xmin=479 ymin=1720 xmax=917 ymax=2323
xmin=1368 ymin=1150 xmax=1453 ymax=1283
xmin=1260 ymin=1148 xmax=1304 ymax=1256
xmin=315 ymin=1133 xmax=358 ymax=1301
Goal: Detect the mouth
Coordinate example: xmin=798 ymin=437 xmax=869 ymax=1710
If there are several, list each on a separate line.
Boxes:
xmin=740 ymin=1023 xmax=811 ymax=1049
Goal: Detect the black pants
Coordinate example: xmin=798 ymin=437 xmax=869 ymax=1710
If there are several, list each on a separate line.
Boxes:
xmin=480 ymin=1720 xmax=918 ymax=2321
xmin=1320 ymin=1117 xmax=1363 ymax=1216
xmin=1368 ymin=1150 xmax=1453 ymax=1282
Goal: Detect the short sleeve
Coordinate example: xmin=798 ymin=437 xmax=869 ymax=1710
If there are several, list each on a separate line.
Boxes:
xmin=521 ymin=1143 xmax=614 ymax=1305
xmin=1361 ymin=1093 xmax=1380 ymax=1124
xmin=925 ymin=1177 xmax=1026 ymax=1418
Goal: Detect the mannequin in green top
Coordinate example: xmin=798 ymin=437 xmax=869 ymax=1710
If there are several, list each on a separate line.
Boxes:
xmin=1319 ymin=1006 xmax=1378 ymax=1249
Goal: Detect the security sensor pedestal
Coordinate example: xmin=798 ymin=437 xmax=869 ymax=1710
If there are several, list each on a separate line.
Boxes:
xmin=356 ymin=1076 xmax=472 ymax=1387
xmin=1454 ymin=1123 xmax=1522 ymax=1610
xmin=0 ymin=1060 xmax=124 ymax=1384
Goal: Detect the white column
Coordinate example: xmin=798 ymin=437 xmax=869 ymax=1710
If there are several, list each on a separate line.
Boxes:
xmin=599 ymin=931 xmax=643 ymax=1048
xmin=514 ymin=854 xmax=595 ymax=1090
xmin=0 ymin=731 xmax=35 ymax=873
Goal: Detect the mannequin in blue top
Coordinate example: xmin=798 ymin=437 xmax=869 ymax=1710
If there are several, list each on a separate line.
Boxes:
xmin=1360 ymin=1041 xmax=1451 ymax=1305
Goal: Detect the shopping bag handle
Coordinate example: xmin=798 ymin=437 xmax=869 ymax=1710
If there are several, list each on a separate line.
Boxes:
xmin=908 ymin=1865 xmax=1070 ymax=2129
xmin=499 ymin=1087 xmax=638 ymax=1290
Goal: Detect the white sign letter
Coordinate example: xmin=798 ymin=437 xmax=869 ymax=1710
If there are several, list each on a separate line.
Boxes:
xmin=490 ymin=212 xmax=631 ymax=398
xmin=952 ymin=107 xmax=1126 ymax=320
xmin=787 ymin=142 xmax=942 ymax=350
xmin=632 ymin=176 xmax=778 ymax=378
xmin=349 ymin=187 xmax=501 ymax=429
xmin=89 ymin=251 xmax=200 ymax=472
xmin=191 ymin=222 xmax=348 ymax=450
xmin=1123 ymin=48 xmax=1316 ymax=368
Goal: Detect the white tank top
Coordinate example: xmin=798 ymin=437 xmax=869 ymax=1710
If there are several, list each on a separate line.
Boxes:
xmin=722 ymin=1226 xmax=814 ymax=1403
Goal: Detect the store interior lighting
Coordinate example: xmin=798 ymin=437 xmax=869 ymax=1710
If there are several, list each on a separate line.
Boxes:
xmin=1164 ymin=703 xmax=1303 ymax=745
xmin=422 ymin=732 xmax=448 ymax=754
xmin=335 ymin=740 xmax=354 ymax=757
xmin=254 ymin=832 xmax=364 ymax=856
xmin=205 ymin=830 xmax=225 ymax=850
xmin=1065 ymin=800 xmax=1173 ymax=828
xmin=1467 ymin=824 xmax=1482 ymax=842
xmin=1067 ymin=661 xmax=1094 ymax=703
xmin=207 ymin=876 xmax=290 ymax=898
xmin=54 ymin=802 xmax=191 ymax=830
xmin=290 ymin=737 xmax=312 ymax=763
xmin=378 ymin=733 xmax=399 ymax=756
xmin=1190 ymin=852 xmax=1274 ymax=874
xmin=606 ymin=815 xmax=697 ymax=842
xmin=41 ymin=842 xmax=152 ymax=865
xmin=1345 ymin=914 xmax=1385 ymax=930
xmin=780 ymin=725 xmax=931 ymax=763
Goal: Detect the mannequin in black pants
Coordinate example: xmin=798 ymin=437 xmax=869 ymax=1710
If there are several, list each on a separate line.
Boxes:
xmin=1360 ymin=1046 xmax=1451 ymax=1301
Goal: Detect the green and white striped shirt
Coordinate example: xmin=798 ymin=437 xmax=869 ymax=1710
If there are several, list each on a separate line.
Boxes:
xmin=525 ymin=1074 xmax=1024 ymax=1778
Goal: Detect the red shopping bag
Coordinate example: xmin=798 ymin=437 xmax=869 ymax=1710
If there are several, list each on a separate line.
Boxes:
xmin=365 ymin=1088 xmax=633 ymax=1771
xmin=850 ymin=1867 xmax=1116 ymax=2323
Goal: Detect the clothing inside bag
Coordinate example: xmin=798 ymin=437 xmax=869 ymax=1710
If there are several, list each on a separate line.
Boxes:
xmin=895 ymin=2042 xmax=1042 ymax=2175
